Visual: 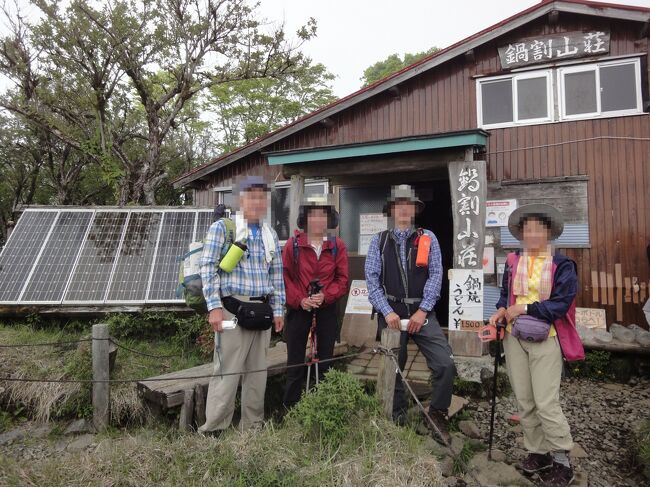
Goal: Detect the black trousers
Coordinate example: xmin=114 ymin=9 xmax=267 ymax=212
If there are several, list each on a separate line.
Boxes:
xmin=283 ymin=305 xmax=338 ymax=408
xmin=378 ymin=311 xmax=456 ymax=417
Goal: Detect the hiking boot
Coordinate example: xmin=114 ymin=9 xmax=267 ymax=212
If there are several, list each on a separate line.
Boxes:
xmin=426 ymin=409 xmax=451 ymax=445
xmin=539 ymin=462 xmax=575 ymax=487
xmin=517 ymin=452 xmax=553 ymax=474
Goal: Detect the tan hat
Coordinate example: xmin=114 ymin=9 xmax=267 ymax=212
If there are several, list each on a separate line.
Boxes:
xmin=508 ymin=203 xmax=564 ymax=241
xmin=383 ymin=184 xmax=425 ymax=215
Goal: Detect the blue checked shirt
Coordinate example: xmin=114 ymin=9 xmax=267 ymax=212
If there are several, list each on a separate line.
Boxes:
xmin=365 ymin=227 xmax=443 ymax=318
xmin=200 ymin=220 xmax=286 ymax=316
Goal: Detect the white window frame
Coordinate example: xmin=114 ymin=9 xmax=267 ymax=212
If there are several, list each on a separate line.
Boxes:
xmin=558 ymin=58 xmax=643 ymax=121
xmin=477 ymin=69 xmax=553 ymax=129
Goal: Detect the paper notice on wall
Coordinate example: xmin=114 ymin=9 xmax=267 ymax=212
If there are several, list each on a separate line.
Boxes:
xmin=486 ymin=199 xmax=517 ymax=227
xmin=358 ymin=213 xmax=387 ymax=255
xmin=448 ymin=269 xmax=484 ymax=331
xmin=345 ymin=280 xmax=373 ymax=315
xmin=358 ymin=234 xmax=374 ymax=256
xmin=360 ymin=213 xmax=388 ymax=235
xmin=576 ymin=307 xmax=606 ymax=329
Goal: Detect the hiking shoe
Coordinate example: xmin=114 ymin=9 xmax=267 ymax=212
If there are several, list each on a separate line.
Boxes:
xmin=426 ymin=409 xmax=451 ymax=445
xmin=539 ymin=462 xmax=575 ymax=487
xmin=518 ymin=452 xmax=553 ymax=474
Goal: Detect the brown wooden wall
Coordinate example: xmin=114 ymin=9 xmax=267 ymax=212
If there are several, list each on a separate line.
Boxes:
xmin=194 ymin=12 xmax=650 ymax=325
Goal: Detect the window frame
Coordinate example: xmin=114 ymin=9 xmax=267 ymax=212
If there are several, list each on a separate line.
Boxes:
xmin=477 ymin=69 xmax=553 ymax=129
xmin=476 ymin=56 xmax=644 ymax=128
xmin=558 ymin=57 xmax=643 ymax=121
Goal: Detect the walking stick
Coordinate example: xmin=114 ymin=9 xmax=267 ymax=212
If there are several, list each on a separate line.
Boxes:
xmin=305 ymin=279 xmax=323 ymax=394
xmin=479 ymin=320 xmax=505 ymax=461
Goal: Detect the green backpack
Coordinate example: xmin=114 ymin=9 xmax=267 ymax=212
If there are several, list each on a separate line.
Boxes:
xmin=177 ymin=217 xmax=236 ymax=313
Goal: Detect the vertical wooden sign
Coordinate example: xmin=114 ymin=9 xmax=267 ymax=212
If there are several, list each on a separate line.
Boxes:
xmin=448 ymin=161 xmax=487 ymax=356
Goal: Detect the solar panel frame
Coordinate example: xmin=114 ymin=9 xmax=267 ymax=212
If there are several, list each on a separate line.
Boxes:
xmin=0 ymin=209 xmax=59 ymax=304
xmin=19 ymin=209 xmax=94 ymax=304
xmin=1 ymin=207 xmax=215 ymax=308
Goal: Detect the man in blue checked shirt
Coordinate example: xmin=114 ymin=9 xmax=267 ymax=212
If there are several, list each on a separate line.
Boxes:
xmin=198 ymin=175 xmax=285 ymax=435
xmin=365 ymin=184 xmax=455 ymax=443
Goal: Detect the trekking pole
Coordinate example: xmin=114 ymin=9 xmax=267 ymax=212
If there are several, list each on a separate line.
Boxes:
xmin=487 ymin=321 xmax=505 ymax=461
xmin=305 ymin=279 xmax=323 ymax=394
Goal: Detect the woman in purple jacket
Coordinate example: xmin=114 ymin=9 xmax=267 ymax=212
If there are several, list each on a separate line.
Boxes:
xmin=490 ymin=204 xmax=582 ymax=487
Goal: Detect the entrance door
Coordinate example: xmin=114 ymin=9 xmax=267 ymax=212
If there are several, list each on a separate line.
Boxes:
xmin=414 ymin=179 xmax=454 ymax=327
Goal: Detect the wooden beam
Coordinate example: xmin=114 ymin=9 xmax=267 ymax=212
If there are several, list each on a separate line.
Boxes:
xmin=179 ymin=389 xmax=194 ymax=432
xmin=624 ymin=277 xmax=632 ymax=303
xmin=288 ymin=175 xmax=304 ymax=236
xmin=464 ymin=49 xmax=475 ymax=63
xmin=92 ymin=324 xmax=110 ymax=432
xmin=607 ymin=274 xmax=615 ymax=305
xmin=615 ymin=264 xmax=623 ymax=322
xmin=193 ymin=384 xmax=206 ymax=430
xmin=601 ymin=271 xmax=608 ymax=305
xmin=387 ymin=86 xmax=400 ymax=98
xmin=548 ymin=9 xmax=560 ymax=25
xmin=591 ymin=270 xmax=599 ymax=303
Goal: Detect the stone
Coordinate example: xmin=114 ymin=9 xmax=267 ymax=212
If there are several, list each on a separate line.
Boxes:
xmin=440 ymin=456 xmax=455 ymax=477
xmin=66 ymin=434 xmax=95 ymax=451
xmin=424 ymin=437 xmax=452 ymax=457
xmin=489 ymin=449 xmax=507 ymax=463
xmin=458 ymin=420 xmax=481 ymax=439
xmin=572 ymin=471 xmax=589 ymax=487
xmin=570 ymin=442 xmax=588 ymax=458
xmin=593 ymin=328 xmax=613 ymax=343
xmin=0 ymin=429 xmax=24 ymax=446
xmin=64 ymin=418 xmax=93 ymax=436
xmin=451 ymin=432 xmax=465 ymax=455
xmin=30 ymin=425 xmax=52 ymax=439
xmin=610 ymin=324 xmax=635 ymax=344
xmin=469 ymin=452 xmax=533 ymax=486
xmin=453 ymin=355 xmax=494 ymax=383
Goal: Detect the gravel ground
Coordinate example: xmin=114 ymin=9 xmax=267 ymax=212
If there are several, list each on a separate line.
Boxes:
xmin=469 ymin=376 xmax=650 ymax=487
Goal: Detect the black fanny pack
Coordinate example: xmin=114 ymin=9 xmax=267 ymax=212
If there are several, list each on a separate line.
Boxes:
xmin=222 ymin=295 xmax=273 ymax=331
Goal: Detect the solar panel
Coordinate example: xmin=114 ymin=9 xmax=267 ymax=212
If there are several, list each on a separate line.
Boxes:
xmin=146 ymin=211 xmax=196 ymax=302
xmin=0 ymin=211 xmax=58 ymax=303
xmin=64 ymin=211 xmax=129 ymax=303
xmin=106 ymin=211 xmax=162 ymax=302
xmin=195 ymin=210 xmax=214 ymax=241
xmin=20 ymin=211 xmax=94 ymax=303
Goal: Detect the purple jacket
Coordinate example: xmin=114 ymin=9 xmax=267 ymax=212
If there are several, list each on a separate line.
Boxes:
xmin=497 ymin=251 xmax=585 ymax=362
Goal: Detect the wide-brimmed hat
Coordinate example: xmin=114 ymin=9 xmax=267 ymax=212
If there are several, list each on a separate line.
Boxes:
xmin=383 ymin=184 xmax=425 ymax=215
xmin=297 ymin=194 xmax=338 ymax=229
xmin=508 ymin=203 xmax=564 ymax=241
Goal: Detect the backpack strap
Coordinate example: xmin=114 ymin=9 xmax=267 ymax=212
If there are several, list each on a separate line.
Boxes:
xmin=292 ymin=234 xmax=300 ymax=267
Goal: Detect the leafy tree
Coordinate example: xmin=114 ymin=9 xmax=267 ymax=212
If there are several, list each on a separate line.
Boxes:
xmin=207 ymin=62 xmax=336 ymax=153
xmin=360 ymin=47 xmax=438 ymax=86
xmin=0 ymin=0 xmax=318 ymax=205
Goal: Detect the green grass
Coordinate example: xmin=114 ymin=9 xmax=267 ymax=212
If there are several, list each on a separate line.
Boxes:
xmin=0 ymin=321 xmax=204 ymax=425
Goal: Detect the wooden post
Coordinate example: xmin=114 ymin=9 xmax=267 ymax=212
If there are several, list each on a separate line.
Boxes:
xmin=179 ymin=389 xmax=194 ymax=431
xmin=288 ymin=175 xmax=305 ymax=235
xmin=376 ymin=328 xmax=401 ymax=420
xmin=193 ymin=384 xmax=206 ymax=430
xmin=92 ymin=323 xmax=110 ymax=432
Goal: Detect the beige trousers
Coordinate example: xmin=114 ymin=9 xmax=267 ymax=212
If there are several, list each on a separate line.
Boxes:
xmin=503 ymin=333 xmax=574 ymax=453
xmin=198 ymin=302 xmax=271 ymax=433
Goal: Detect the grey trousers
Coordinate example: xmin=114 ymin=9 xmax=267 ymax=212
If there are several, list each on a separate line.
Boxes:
xmin=378 ymin=311 xmax=456 ymax=416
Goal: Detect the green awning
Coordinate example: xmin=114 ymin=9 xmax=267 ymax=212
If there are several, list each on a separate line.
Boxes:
xmin=265 ymin=130 xmax=488 ymax=166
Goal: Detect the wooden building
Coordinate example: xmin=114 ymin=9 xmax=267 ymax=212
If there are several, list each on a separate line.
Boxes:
xmin=174 ymin=0 xmax=650 ymax=331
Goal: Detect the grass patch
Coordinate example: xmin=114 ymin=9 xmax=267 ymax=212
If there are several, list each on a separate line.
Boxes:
xmin=0 ymin=321 xmax=204 ymax=425
xmin=635 ymin=420 xmax=650 ymax=480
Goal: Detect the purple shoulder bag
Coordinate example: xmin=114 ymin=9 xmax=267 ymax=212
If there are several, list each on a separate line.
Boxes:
xmin=511 ymin=315 xmax=550 ymax=342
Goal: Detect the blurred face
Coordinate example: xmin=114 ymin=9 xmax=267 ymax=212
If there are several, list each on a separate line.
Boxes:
xmin=522 ymin=217 xmax=551 ymax=251
xmin=240 ymin=188 xmax=268 ymax=222
xmin=392 ymin=200 xmax=416 ymax=227
xmin=306 ymin=208 xmax=328 ymax=235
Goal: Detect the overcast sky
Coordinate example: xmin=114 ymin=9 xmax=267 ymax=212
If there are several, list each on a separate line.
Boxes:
xmin=257 ymin=0 xmax=650 ymax=97
xmin=1 ymin=0 xmax=648 ymax=98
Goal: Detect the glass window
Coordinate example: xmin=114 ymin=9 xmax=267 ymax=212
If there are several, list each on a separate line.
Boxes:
xmin=517 ymin=76 xmax=548 ymax=120
xmin=564 ymin=69 xmax=598 ymax=116
xmin=271 ymin=182 xmax=327 ymax=242
xmin=600 ymin=63 xmax=638 ymax=112
xmin=339 ymin=186 xmax=389 ymax=253
xmin=481 ymin=79 xmax=513 ymax=125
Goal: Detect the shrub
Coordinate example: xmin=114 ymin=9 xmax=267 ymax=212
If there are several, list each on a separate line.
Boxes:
xmin=287 ymin=369 xmax=378 ymax=450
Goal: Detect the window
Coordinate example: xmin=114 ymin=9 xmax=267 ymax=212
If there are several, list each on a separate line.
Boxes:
xmin=477 ymin=57 xmax=644 ymax=128
xmin=478 ymin=71 xmax=552 ymax=128
xmin=559 ymin=59 xmax=642 ymax=120
xmin=213 ymin=180 xmax=327 ymax=242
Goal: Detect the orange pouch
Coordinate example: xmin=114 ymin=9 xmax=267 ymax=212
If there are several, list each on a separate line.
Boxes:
xmin=416 ymin=234 xmax=431 ymax=267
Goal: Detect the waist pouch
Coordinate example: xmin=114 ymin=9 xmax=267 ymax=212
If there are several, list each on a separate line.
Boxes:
xmin=222 ymin=295 xmax=273 ymax=331
xmin=512 ymin=315 xmax=550 ymax=342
